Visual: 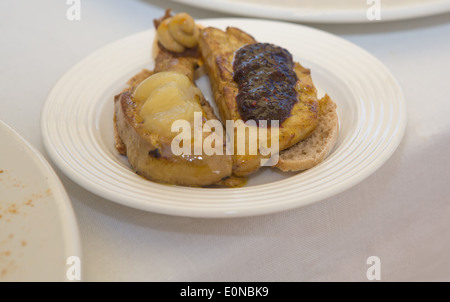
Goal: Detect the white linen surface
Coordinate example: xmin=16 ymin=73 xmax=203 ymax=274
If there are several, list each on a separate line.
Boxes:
xmin=1 ymin=0 xmax=449 ymax=281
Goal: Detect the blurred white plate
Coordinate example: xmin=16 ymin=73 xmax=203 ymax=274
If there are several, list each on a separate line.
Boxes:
xmin=41 ymin=19 xmax=406 ymax=218
xmin=172 ymin=0 xmax=450 ymax=23
xmin=0 ymin=120 xmax=81 ymax=281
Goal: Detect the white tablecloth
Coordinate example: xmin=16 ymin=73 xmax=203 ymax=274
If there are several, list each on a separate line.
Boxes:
xmin=1 ymin=0 xmax=449 ymax=281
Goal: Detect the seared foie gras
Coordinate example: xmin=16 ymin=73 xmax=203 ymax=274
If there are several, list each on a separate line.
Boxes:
xmin=113 ymin=13 xmax=235 ymax=187
xmin=199 ymin=27 xmax=319 ymax=176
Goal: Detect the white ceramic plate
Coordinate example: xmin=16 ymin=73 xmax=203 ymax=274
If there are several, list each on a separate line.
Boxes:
xmin=0 ymin=120 xmax=81 ymax=281
xmin=172 ymin=0 xmax=450 ymax=23
xmin=41 ymin=19 xmax=406 ymax=218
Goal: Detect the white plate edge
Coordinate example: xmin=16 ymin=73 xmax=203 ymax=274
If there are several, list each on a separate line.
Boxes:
xmin=0 ymin=120 xmax=82 ymax=281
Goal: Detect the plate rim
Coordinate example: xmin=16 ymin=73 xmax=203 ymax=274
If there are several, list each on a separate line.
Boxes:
xmin=41 ymin=18 xmax=407 ymax=218
xmin=172 ymin=0 xmax=450 ymax=23
xmin=0 ymin=120 xmax=82 ymax=281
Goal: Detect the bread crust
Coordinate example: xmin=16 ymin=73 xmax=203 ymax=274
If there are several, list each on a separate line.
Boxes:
xmin=275 ymin=94 xmax=339 ymax=172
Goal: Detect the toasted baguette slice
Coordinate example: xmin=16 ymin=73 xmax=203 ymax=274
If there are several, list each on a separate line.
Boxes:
xmin=275 ymin=94 xmax=339 ymax=172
